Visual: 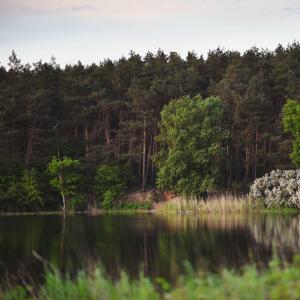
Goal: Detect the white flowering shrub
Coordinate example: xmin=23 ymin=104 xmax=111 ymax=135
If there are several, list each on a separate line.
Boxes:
xmin=249 ymin=170 xmax=300 ymax=208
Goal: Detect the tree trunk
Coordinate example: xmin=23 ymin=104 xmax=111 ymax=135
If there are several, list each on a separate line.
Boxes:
xmin=61 ymin=192 xmax=66 ymax=214
xmin=146 ymin=131 xmax=153 ymax=187
xmin=84 ymin=123 xmax=89 ymax=158
xmin=128 ymin=134 xmax=133 ymax=167
xmin=75 ymin=125 xmax=78 ymax=141
xmin=244 ymin=146 xmax=249 ymax=184
xmin=104 ymin=111 xmax=111 ymax=145
xmin=235 ymin=144 xmax=240 ymax=182
xmin=254 ymin=126 xmax=258 ymax=179
xmin=226 ymin=145 xmax=232 ymax=187
xmin=25 ymin=127 xmax=34 ymax=168
xmin=150 ymin=129 xmax=156 ymax=187
xmin=59 ymin=172 xmax=67 ymax=214
xmin=142 ymin=116 xmax=147 ymax=191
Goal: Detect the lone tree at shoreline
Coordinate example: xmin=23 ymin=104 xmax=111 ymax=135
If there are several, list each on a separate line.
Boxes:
xmin=47 ymin=156 xmax=81 ymax=212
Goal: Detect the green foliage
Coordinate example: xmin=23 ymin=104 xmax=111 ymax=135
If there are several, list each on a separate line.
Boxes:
xmin=68 ymin=194 xmax=85 ymax=211
xmin=0 ymin=169 xmax=43 ymax=211
xmin=102 ymin=190 xmax=115 ymax=209
xmin=94 ymin=165 xmax=127 ymax=208
xmin=18 ymin=169 xmax=43 ymax=210
xmin=1 ymin=44 xmax=300 ymax=211
xmin=115 ymin=201 xmax=153 ymax=210
xmin=47 ymin=156 xmax=82 ymax=210
xmin=6 ymin=257 xmax=300 ymax=300
xmin=282 ymin=99 xmax=300 ymax=167
xmin=154 ymin=95 xmax=229 ymax=197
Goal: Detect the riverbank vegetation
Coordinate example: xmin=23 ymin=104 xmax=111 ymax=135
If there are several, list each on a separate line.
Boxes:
xmin=249 ymin=170 xmax=300 ymax=208
xmin=1 ymin=43 xmax=300 ymax=212
xmin=5 ymin=257 xmax=300 ymax=300
xmin=156 ymin=194 xmax=251 ymax=214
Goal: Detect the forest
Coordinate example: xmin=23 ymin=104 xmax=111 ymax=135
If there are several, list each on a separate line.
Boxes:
xmin=1 ymin=42 xmax=300 ymax=211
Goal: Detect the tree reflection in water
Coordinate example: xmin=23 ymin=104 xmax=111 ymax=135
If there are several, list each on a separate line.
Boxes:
xmin=0 ymin=213 xmax=299 ymax=284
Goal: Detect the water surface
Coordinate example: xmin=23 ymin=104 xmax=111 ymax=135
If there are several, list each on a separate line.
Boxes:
xmin=0 ymin=213 xmax=299 ymax=283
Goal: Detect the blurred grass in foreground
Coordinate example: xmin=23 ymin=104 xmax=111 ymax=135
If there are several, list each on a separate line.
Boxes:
xmin=5 ymin=256 xmax=300 ymax=300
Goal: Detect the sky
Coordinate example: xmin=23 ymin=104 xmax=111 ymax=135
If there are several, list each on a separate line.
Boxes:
xmin=0 ymin=0 xmax=300 ymax=66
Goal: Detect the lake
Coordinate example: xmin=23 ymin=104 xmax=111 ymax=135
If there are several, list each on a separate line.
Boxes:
xmin=0 ymin=213 xmax=299 ymax=284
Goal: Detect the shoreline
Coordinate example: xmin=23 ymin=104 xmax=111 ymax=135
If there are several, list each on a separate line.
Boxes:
xmin=0 ymin=207 xmax=298 ymax=217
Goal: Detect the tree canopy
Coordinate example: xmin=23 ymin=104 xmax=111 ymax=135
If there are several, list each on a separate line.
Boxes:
xmin=47 ymin=156 xmax=81 ymax=212
xmin=282 ymin=99 xmax=300 ymax=167
xmin=154 ymin=95 xmax=229 ymax=197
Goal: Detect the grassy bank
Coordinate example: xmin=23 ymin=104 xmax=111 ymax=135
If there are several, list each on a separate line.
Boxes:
xmin=5 ymin=258 xmax=300 ymax=300
xmin=156 ymin=194 xmax=253 ymax=214
xmin=156 ymin=193 xmax=300 ymax=214
xmin=1 ymin=191 xmax=299 ymax=216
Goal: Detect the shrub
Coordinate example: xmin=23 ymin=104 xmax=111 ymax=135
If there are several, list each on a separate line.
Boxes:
xmin=94 ymin=165 xmax=127 ymax=208
xmin=68 ymin=194 xmax=85 ymax=211
xmin=249 ymin=169 xmax=300 ymax=208
xmin=1 ymin=169 xmax=44 ymax=211
xmin=102 ymin=190 xmax=115 ymax=209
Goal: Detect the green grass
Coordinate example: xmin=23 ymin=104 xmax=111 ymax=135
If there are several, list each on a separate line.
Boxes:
xmin=1 ymin=195 xmax=298 ymax=216
xmin=114 ymin=200 xmax=153 ymax=210
xmin=0 ymin=201 xmax=153 ymax=216
xmin=5 ymin=257 xmax=300 ymax=300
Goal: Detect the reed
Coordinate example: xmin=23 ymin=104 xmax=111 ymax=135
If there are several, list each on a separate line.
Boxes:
xmin=156 ymin=193 xmax=252 ymax=214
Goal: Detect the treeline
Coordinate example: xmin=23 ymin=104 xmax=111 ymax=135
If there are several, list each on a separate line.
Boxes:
xmin=0 ymin=43 xmax=300 ymax=209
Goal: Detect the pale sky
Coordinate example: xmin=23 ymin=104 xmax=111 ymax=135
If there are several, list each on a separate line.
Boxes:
xmin=0 ymin=0 xmax=300 ymax=66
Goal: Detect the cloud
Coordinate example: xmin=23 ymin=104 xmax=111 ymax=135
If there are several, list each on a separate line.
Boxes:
xmin=283 ymin=6 xmax=300 ymax=16
xmin=0 ymin=0 xmax=99 ymax=14
xmin=0 ymin=0 xmax=212 ymax=20
xmin=1 ymin=0 xmax=297 ymax=20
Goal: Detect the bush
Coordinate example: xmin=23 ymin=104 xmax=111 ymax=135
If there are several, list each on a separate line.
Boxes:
xmin=68 ymin=194 xmax=85 ymax=211
xmin=249 ymin=170 xmax=300 ymax=208
xmin=0 ymin=169 xmax=44 ymax=211
xmin=102 ymin=190 xmax=115 ymax=209
xmin=94 ymin=165 xmax=127 ymax=208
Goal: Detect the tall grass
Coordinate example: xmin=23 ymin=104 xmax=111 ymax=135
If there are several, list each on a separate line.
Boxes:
xmin=5 ymin=257 xmax=300 ymax=300
xmin=157 ymin=193 xmax=252 ymax=214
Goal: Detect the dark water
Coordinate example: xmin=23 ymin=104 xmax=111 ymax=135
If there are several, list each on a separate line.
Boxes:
xmin=0 ymin=213 xmax=299 ymax=283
